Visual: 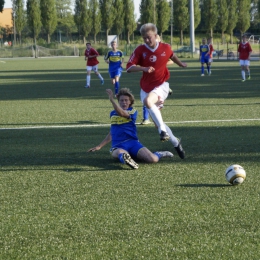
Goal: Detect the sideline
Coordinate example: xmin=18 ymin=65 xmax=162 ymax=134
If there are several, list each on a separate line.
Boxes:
xmin=1 ymin=118 xmax=260 ymax=130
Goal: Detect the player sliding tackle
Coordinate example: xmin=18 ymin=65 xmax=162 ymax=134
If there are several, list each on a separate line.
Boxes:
xmin=88 ymin=88 xmax=174 ymax=169
xmin=126 ymin=23 xmax=186 ymax=159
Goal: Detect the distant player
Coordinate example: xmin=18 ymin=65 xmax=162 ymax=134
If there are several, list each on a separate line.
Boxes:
xmin=199 ymin=38 xmax=210 ymax=76
xmin=238 ymin=35 xmax=252 ymax=82
xmin=88 ymin=88 xmax=174 ymax=169
xmin=207 ymin=37 xmax=214 ymax=75
xmin=104 ymin=41 xmax=124 ymax=97
xmin=84 ymin=42 xmax=104 ymax=88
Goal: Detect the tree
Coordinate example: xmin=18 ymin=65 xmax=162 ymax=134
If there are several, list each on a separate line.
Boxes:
xmin=124 ymin=0 xmax=136 ymax=43
xmin=156 ymin=0 xmax=170 ymax=40
xmin=0 ymin=0 xmax=4 ymax=12
xmin=216 ymin=0 xmax=228 ymax=42
xmin=89 ymin=0 xmax=102 ymax=44
xmin=99 ymin=0 xmax=115 ymax=43
xmin=113 ymin=0 xmax=124 ymax=41
xmin=40 ymin=0 xmax=57 ymax=43
xmin=27 ymin=0 xmax=42 ymax=43
xmin=236 ymin=0 xmax=251 ymax=37
xmin=74 ymin=0 xmax=90 ymax=43
xmin=193 ymin=0 xmax=201 ymax=30
xmin=226 ymin=0 xmax=238 ymax=43
xmin=140 ymin=0 xmax=155 ymax=24
xmin=173 ymin=0 xmax=189 ymax=45
xmin=13 ymin=0 xmax=26 ymax=45
xmin=201 ymin=0 xmax=218 ymax=37
xmin=56 ymin=0 xmax=76 ymax=40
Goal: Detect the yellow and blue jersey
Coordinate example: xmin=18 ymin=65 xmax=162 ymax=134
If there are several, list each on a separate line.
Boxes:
xmin=200 ymin=44 xmax=209 ymax=62
xmin=104 ymin=50 xmax=124 ymax=72
xmin=110 ymin=107 xmax=138 ymax=147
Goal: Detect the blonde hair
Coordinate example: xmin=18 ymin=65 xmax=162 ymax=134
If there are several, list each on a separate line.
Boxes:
xmin=117 ymin=88 xmax=135 ymax=106
xmin=140 ymin=23 xmax=157 ymax=36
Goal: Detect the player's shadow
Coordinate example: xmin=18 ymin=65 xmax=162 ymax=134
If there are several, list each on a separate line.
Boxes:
xmin=177 ymin=184 xmax=230 ymax=188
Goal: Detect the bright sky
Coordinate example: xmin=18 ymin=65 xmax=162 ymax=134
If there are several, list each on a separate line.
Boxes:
xmin=4 ymin=0 xmax=141 ymax=19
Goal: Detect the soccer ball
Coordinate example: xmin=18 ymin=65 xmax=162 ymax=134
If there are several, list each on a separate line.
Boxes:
xmin=225 ymin=164 xmax=246 ymax=185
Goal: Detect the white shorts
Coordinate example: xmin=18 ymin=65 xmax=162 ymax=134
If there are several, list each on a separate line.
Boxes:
xmin=239 ymin=60 xmax=250 ymax=66
xmin=87 ymin=65 xmax=98 ymax=71
xmin=140 ymin=82 xmax=169 ymax=109
xmin=208 ymin=58 xmax=213 ymax=63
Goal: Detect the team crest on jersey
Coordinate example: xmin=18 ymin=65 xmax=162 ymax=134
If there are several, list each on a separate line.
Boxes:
xmin=143 ymin=53 xmax=147 ymax=59
xmin=149 ymin=55 xmax=157 ymax=62
xmin=161 ymin=52 xmax=166 ymax=56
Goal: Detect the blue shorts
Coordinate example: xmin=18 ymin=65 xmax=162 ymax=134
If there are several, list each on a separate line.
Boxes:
xmin=109 ymin=68 xmax=123 ymax=79
xmin=110 ymin=139 xmax=144 ymax=158
xmin=201 ymin=56 xmax=209 ymax=63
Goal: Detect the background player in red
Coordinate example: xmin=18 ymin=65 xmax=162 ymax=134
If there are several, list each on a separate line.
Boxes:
xmin=207 ymin=37 xmax=214 ymax=75
xmin=126 ymin=23 xmax=187 ymax=159
xmin=238 ymin=35 xmax=252 ymax=82
xmin=84 ymin=42 xmax=104 ymax=88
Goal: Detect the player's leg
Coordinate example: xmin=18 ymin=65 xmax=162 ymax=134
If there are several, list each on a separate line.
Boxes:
xmin=142 ymin=84 xmax=169 ymax=141
xmin=240 ymin=60 xmax=246 ymax=81
xmin=137 ymin=147 xmax=173 ymax=163
xmin=207 ymin=60 xmax=211 ymax=75
xmin=85 ymin=66 xmax=92 ymax=88
xmin=141 ymin=105 xmax=151 ymax=125
xmin=93 ymin=65 xmax=104 ymax=85
xmin=114 ymin=75 xmax=120 ymax=96
xmin=245 ymin=61 xmax=250 ymax=79
xmin=201 ymin=62 xmax=205 ymax=76
xmin=111 ymin=147 xmax=139 ymax=169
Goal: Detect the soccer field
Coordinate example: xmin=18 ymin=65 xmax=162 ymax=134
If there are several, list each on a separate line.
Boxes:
xmin=0 ymin=57 xmax=260 ymax=259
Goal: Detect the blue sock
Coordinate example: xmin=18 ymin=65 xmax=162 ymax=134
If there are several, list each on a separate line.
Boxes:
xmin=154 ymin=152 xmax=161 ymax=159
xmin=118 ymin=153 xmax=125 ymax=164
xmin=143 ymin=106 xmax=149 ymax=120
xmin=115 ymin=82 xmax=119 ymax=95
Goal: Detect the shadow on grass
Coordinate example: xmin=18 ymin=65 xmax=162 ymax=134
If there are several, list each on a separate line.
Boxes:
xmin=1 ymin=64 xmax=259 ymax=101
xmin=0 ymin=125 xmax=259 ymax=169
xmin=177 ymin=183 xmax=230 ymax=188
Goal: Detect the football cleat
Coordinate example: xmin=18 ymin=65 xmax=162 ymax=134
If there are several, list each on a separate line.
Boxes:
xmin=175 ymin=138 xmax=185 ymax=159
xmin=160 ymin=131 xmax=170 ymax=142
xmin=247 ymin=75 xmax=251 ymax=80
xmin=122 ymin=153 xmax=139 ymax=169
xmin=101 ymin=79 xmax=104 ymax=85
xmin=156 ymin=151 xmax=174 ymax=158
xmin=169 ymin=88 xmax=173 ymax=95
xmin=85 ymin=85 xmax=90 ymax=88
xmin=201 ymin=74 xmax=205 ymax=76
xmin=241 ymin=79 xmax=245 ymax=82
xmin=141 ymin=119 xmax=151 ymax=125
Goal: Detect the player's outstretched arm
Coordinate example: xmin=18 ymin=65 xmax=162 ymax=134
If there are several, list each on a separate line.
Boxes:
xmin=88 ymin=132 xmax=112 ymax=152
xmin=171 ymin=54 xmax=187 ymax=68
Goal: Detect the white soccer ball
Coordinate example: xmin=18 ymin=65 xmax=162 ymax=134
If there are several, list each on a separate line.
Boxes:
xmin=225 ymin=164 xmax=246 ymax=185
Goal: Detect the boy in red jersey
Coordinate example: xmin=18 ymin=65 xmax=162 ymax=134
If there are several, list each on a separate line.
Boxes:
xmin=84 ymin=42 xmax=104 ymax=88
xmin=238 ymin=35 xmax=252 ymax=82
xmin=207 ymin=37 xmax=214 ymax=75
xmin=126 ymin=23 xmax=187 ymax=159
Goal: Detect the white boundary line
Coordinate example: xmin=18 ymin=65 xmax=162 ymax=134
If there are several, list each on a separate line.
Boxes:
xmin=1 ymin=118 xmax=260 ymax=130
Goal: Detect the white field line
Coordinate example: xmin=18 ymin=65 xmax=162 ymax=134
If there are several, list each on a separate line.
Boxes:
xmin=1 ymin=118 xmax=260 ymax=131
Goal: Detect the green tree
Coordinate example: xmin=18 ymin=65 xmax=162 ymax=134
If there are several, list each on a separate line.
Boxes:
xmin=27 ymin=0 xmax=42 ymax=43
xmin=157 ymin=0 xmax=170 ymax=40
xmin=236 ymin=0 xmax=251 ymax=37
xmin=124 ymin=0 xmax=136 ymax=43
xmin=113 ymin=0 xmax=124 ymax=41
xmin=74 ymin=0 xmax=90 ymax=43
xmin=216 ymin=0 xmax=228 ymax=42
xmin=13 ymin=0 xmax=26 ymax=45
xmin=40 ymin=0 xmax=57 ymax=43
xmin=99 ymin=0 xmax=115 ymax=43
xmin=201 ymin=0 xmax=218 ymax=37
xmin=56 ymin=0 xmax=76 ymax=40
xmin=89 ymin=0 xmax=102 ymax=44
xmin=0 ymin=0 xmax=4 ymax=12
xmin=193 ymin=0 xmax=201 ymax=30
xmin=173 ymin=0 xmax=189 ymax=45
xmin=226 ymin=0 xmax=238 ymax=43
xmin=140 ymin=0 xmax=155 ymax=24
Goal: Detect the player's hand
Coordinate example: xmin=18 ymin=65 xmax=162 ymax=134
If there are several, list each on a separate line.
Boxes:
xmin=106 ymin=89 xmax=114 ymax=100
xmin=180 ymin=62 xmax=187 ymax=68
xmin=88 ymin=146 xmax=100 ymax=152
xmin=144 ymin=66 xmax=155 ymax=73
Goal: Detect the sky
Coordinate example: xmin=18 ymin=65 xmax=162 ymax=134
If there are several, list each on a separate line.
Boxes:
xmin=4 ymin=0 xmax=141 ymax=19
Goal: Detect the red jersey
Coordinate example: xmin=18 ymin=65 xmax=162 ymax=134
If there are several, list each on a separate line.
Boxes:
xmin=126 ymin=42 xmax=174 ymax=92
xmin=208 ymin=43 xmax=214 ymax=58
xmin=238 ymin=42 xmax=252 ymax=60
xmin=85 ymin=47 xmax=99 ymax=66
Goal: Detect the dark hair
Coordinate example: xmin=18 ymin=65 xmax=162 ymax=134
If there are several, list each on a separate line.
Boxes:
xmin=117 ymin=88 xmax=135 ymax=106
xmin=86 ymin=42 xmax=91 ymax=46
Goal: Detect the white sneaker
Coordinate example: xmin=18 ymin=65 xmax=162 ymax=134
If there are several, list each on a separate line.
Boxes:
xmin=201 ymin=74 xmax=204 ymax=76
xmin=156 ymin=151 xmax=174 ymax=158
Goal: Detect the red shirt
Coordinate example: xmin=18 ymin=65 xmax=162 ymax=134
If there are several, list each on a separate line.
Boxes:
xmin=85 ymin=47 xmax=99 ymax=66
xmin=238 ymin=42 xmax=252 ymax=60
xmin=126 ymin=42 xmax=174 ymax=93
xmin=208 ymin=44 xmax=214 ymax=58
